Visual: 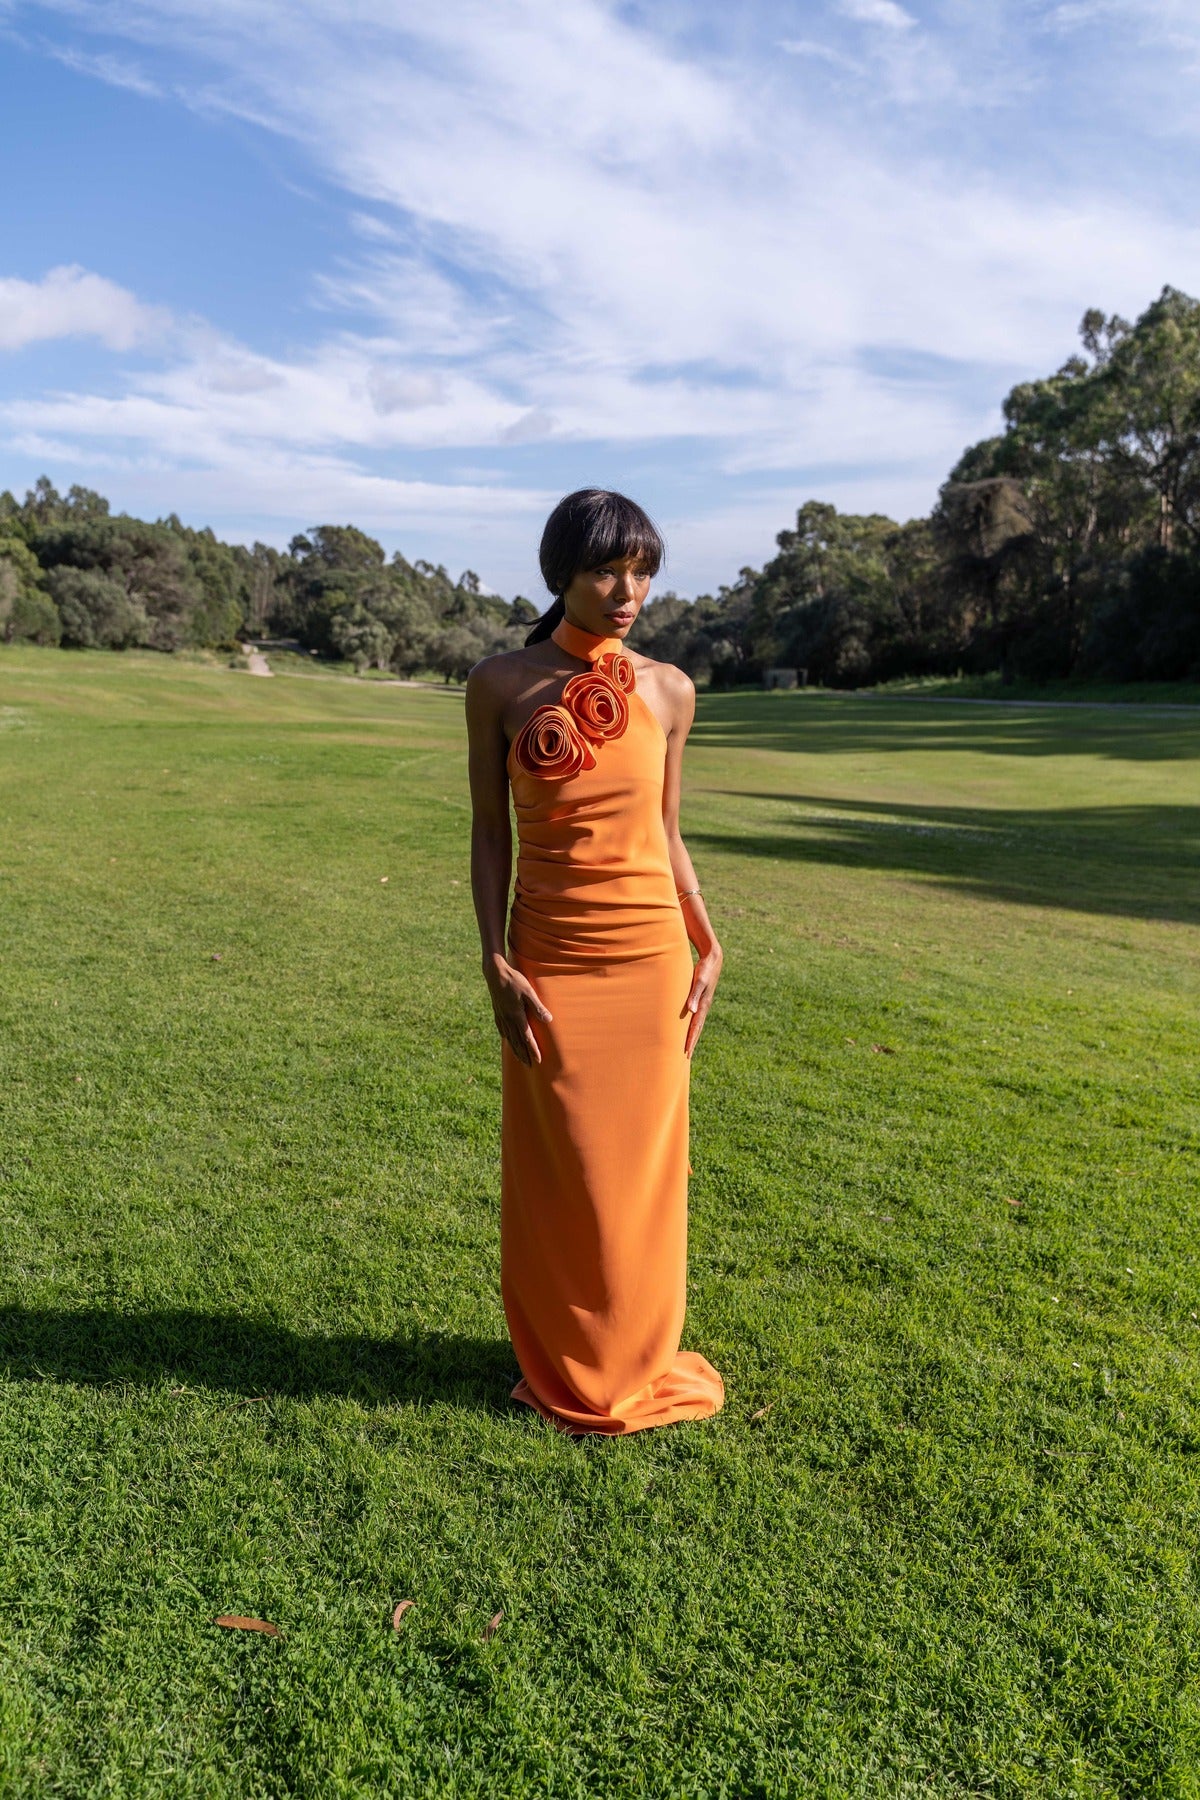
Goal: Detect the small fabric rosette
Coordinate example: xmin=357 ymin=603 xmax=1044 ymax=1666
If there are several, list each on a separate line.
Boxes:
xmin=561 ymin=668 xmax=629 ymax=744
xmin=595 ymin=649 xmax=636 ymax=693
xmin=511 ymin=702 xmax=597 ymax=779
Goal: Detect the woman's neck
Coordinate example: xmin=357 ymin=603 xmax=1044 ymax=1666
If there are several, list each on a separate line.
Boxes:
xmin=550 ymin=615 xmax=624 ymax=663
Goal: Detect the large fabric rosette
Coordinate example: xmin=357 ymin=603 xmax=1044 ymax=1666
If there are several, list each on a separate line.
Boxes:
xmin=511 ymin=702 xmax=597 ymax=779
xmin=595 ymin=649 xmax=636 ymax=693
xmin=561 ymin=668 xmax=629 ymax=745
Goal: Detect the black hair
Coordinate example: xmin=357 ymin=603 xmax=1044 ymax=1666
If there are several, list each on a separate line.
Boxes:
xmin=524 ymin=489 xmax=665 ymax=646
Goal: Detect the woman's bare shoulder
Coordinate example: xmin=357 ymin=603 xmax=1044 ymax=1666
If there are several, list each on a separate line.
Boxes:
xmin=466 ymin=644 xmax=549 ymax=701
xmin=629 ymin=650 xmax=695 ymax=697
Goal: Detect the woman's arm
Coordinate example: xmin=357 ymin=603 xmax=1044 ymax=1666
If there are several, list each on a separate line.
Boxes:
xmin=659 ymin=666 xmax=723 ymax=1059
xmin=464 ymin=658 xmax=552 ymax=1067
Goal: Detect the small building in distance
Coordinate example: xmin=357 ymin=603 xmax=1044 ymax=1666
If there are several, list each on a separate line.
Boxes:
xmin=763 ymin=667 xmax=804 ymax=689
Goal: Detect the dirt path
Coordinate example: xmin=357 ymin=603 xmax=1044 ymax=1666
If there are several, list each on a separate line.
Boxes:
xmin=240 ymin=643 xmax=273 ymax=677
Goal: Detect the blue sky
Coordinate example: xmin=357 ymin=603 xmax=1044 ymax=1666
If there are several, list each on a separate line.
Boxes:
xmin=1 ymin=1 xmax=1198 ymax=600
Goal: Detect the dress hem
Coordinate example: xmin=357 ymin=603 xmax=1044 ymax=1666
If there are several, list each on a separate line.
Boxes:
xmin=509 ymin=1374 xmax=724 ymax=1437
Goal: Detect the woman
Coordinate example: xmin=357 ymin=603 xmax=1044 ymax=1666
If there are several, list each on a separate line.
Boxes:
xmin=465 ymin=488 xmax=724 ymax=1434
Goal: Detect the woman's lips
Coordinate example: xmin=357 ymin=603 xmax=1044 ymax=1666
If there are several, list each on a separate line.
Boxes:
xmin=608 ymin=612 xmax=634 ymax=625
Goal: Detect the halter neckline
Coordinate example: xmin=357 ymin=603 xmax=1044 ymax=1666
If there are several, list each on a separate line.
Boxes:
xmin=551 ymin=615 xmax=626 ymax=663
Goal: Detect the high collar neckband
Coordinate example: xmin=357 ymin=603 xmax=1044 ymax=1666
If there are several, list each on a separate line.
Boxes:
xmin=551 ymin=615 xmax=625 ymax=663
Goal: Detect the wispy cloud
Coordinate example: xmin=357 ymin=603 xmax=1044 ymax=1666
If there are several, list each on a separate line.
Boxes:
xmin=778 ymin=37 xmax=864 ymax=70
xmin=0 ymin=264 xmax=170 ymax=350
xmin=836 ymin=0 xmax=917 ymax=29
xmin=42 ymin=41 xmax=162 ymax=95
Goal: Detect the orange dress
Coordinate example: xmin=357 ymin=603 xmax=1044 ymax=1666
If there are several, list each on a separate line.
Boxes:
xmin=500 ymin=616 xmax=725 ymax=1434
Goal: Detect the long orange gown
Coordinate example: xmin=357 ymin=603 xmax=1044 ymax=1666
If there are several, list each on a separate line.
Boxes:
xmin=500 ymin=615 xmax=725 ymax=1434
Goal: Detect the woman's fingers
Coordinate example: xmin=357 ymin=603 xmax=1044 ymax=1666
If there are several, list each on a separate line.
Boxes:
xmin=514 ymin=975 xmax=553 ymax=1023
xmin=494 ymin=987 xmax=548 ymax=1066
xmin=514 ymin=994 xmax=543 ymax=1064
xmin=684 ymin=971 xmax=717 ymax=1056
xmin=493 ymin=1004 xmax=528 ymax=1064
xmin=685 ymin=1004 xmax=705 ymax=1057
xmin=486 ymin=960 xmax=553 ymax=1068
xmin=516 ymin=981 xmax=547 ymax=1062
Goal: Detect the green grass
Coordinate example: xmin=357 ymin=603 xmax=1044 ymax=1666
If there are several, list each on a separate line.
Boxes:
xmin=869 ymin=672 xmax=1200 ymax=706
xmin=1 ymin=645 xmax=1198 ymax=1798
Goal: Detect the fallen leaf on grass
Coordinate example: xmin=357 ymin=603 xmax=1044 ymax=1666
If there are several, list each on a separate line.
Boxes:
xmin=391 ymin=1600 xmax=415 ymax=1631
xmin=215 ymin=1615 xmax=279 ymax=1637
xmin=871 ymin=1044 xmax=896 ymax=1055
xmin=483 ymin=1610 xmax=503 ymax=1640
xmin=1004 ymin=1197 xmax=1023 ymax=1206
xmin=750 ymin=1405 xmax=774 ymax=1423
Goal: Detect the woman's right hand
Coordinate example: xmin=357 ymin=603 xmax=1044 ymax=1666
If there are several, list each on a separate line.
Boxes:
xmin=484 ymin=955 xmax=553 ymax=1065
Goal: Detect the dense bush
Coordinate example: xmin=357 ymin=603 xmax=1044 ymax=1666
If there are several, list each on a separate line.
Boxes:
xmin=0 ymin=533 xmax=59 ymax=645
xmin=48 ymin=567 xmax=149 ymax=650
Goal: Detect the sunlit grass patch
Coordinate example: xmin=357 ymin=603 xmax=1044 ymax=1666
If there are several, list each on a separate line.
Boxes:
xmin=1 ymin=643 xmax=1197 ymax=1796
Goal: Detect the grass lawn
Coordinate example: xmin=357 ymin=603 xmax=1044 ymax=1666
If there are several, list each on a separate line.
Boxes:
xmin=869 ymin=673 xmax=1200 ymax=706
xmin=1 ymin=644 xmax=1198 ymax=1798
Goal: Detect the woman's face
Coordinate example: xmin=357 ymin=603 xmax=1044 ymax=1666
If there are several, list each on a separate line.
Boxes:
xmin=562 ymin=552 xmax=652 ymax=639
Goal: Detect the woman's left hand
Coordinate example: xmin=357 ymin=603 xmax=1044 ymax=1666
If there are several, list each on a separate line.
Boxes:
xmin=682 ymin=945 xmax=723 ymax=1059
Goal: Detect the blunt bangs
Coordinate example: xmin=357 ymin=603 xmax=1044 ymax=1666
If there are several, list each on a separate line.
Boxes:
xmin=539 ymin=490 xmax=665 ymax=602
xmin=575 ymin=508 xmax=663 ymax=582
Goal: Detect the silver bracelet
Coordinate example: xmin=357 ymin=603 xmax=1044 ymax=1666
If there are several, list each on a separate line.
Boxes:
xmin=676 ymin=888 xmax=702 ymax=902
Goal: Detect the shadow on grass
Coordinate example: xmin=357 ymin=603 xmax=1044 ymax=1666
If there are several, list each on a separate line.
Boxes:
xmin=0 ymin=1306 xmax=520 ymax=1413
xmin=690 ymin=693 xmax=1200 ymax=763
xmin=692 ymin=792 xmax=1200 ymax=926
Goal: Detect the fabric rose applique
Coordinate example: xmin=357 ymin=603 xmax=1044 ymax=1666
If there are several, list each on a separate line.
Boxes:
xmin=560 ymin=669 xmax=629 ymax=744
xmin=511 ymin=704 xmax=597 ymax=779
xmin=594 ymin=649 xmax=636 ymax=694
xmin=511 ymin=656 xmax=634 ymax=780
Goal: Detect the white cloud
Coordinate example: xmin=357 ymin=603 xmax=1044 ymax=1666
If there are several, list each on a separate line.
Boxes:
xmin=778 ymin=37 xmax=864 ymax=69
xmin=26 ymin=0 xmax=1192 ymax=388
xmin=366 ymin=366 xmax=447 ymax=414
xmin=44 ymin=42 xmax=162 ymax=95
xmin=1044 ymin=2 xmax=1107 ymax=22
xmin=0 ymin=263 xmax=169 ymax=351
xmin=837 ymin=0 xmax=917 ymax=29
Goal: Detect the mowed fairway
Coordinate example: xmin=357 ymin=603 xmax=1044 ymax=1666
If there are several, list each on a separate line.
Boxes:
xmin=1 ymin=644 xmax=1198 ymax=1799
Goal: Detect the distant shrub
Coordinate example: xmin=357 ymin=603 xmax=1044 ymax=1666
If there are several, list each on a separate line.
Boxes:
xmin=0 ymin=537 xmax=60 ymax=644
xmin=48 ymin=566 xmax=150 ymax=650
xmin=8 ymin=587 xmax=62 ymax=645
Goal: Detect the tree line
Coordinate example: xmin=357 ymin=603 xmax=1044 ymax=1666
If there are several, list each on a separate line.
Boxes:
xmin=633 ymin=286 xmax=1200 ymax=687
xmin=3 ymin=284 xmax=1198 ymax=686
xmin=0 ymin=487 xmax=537 ymax=678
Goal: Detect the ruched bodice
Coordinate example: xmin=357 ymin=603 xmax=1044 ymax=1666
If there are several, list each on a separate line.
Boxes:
xmin=507 ymin=690 xmax=685 ymax=961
